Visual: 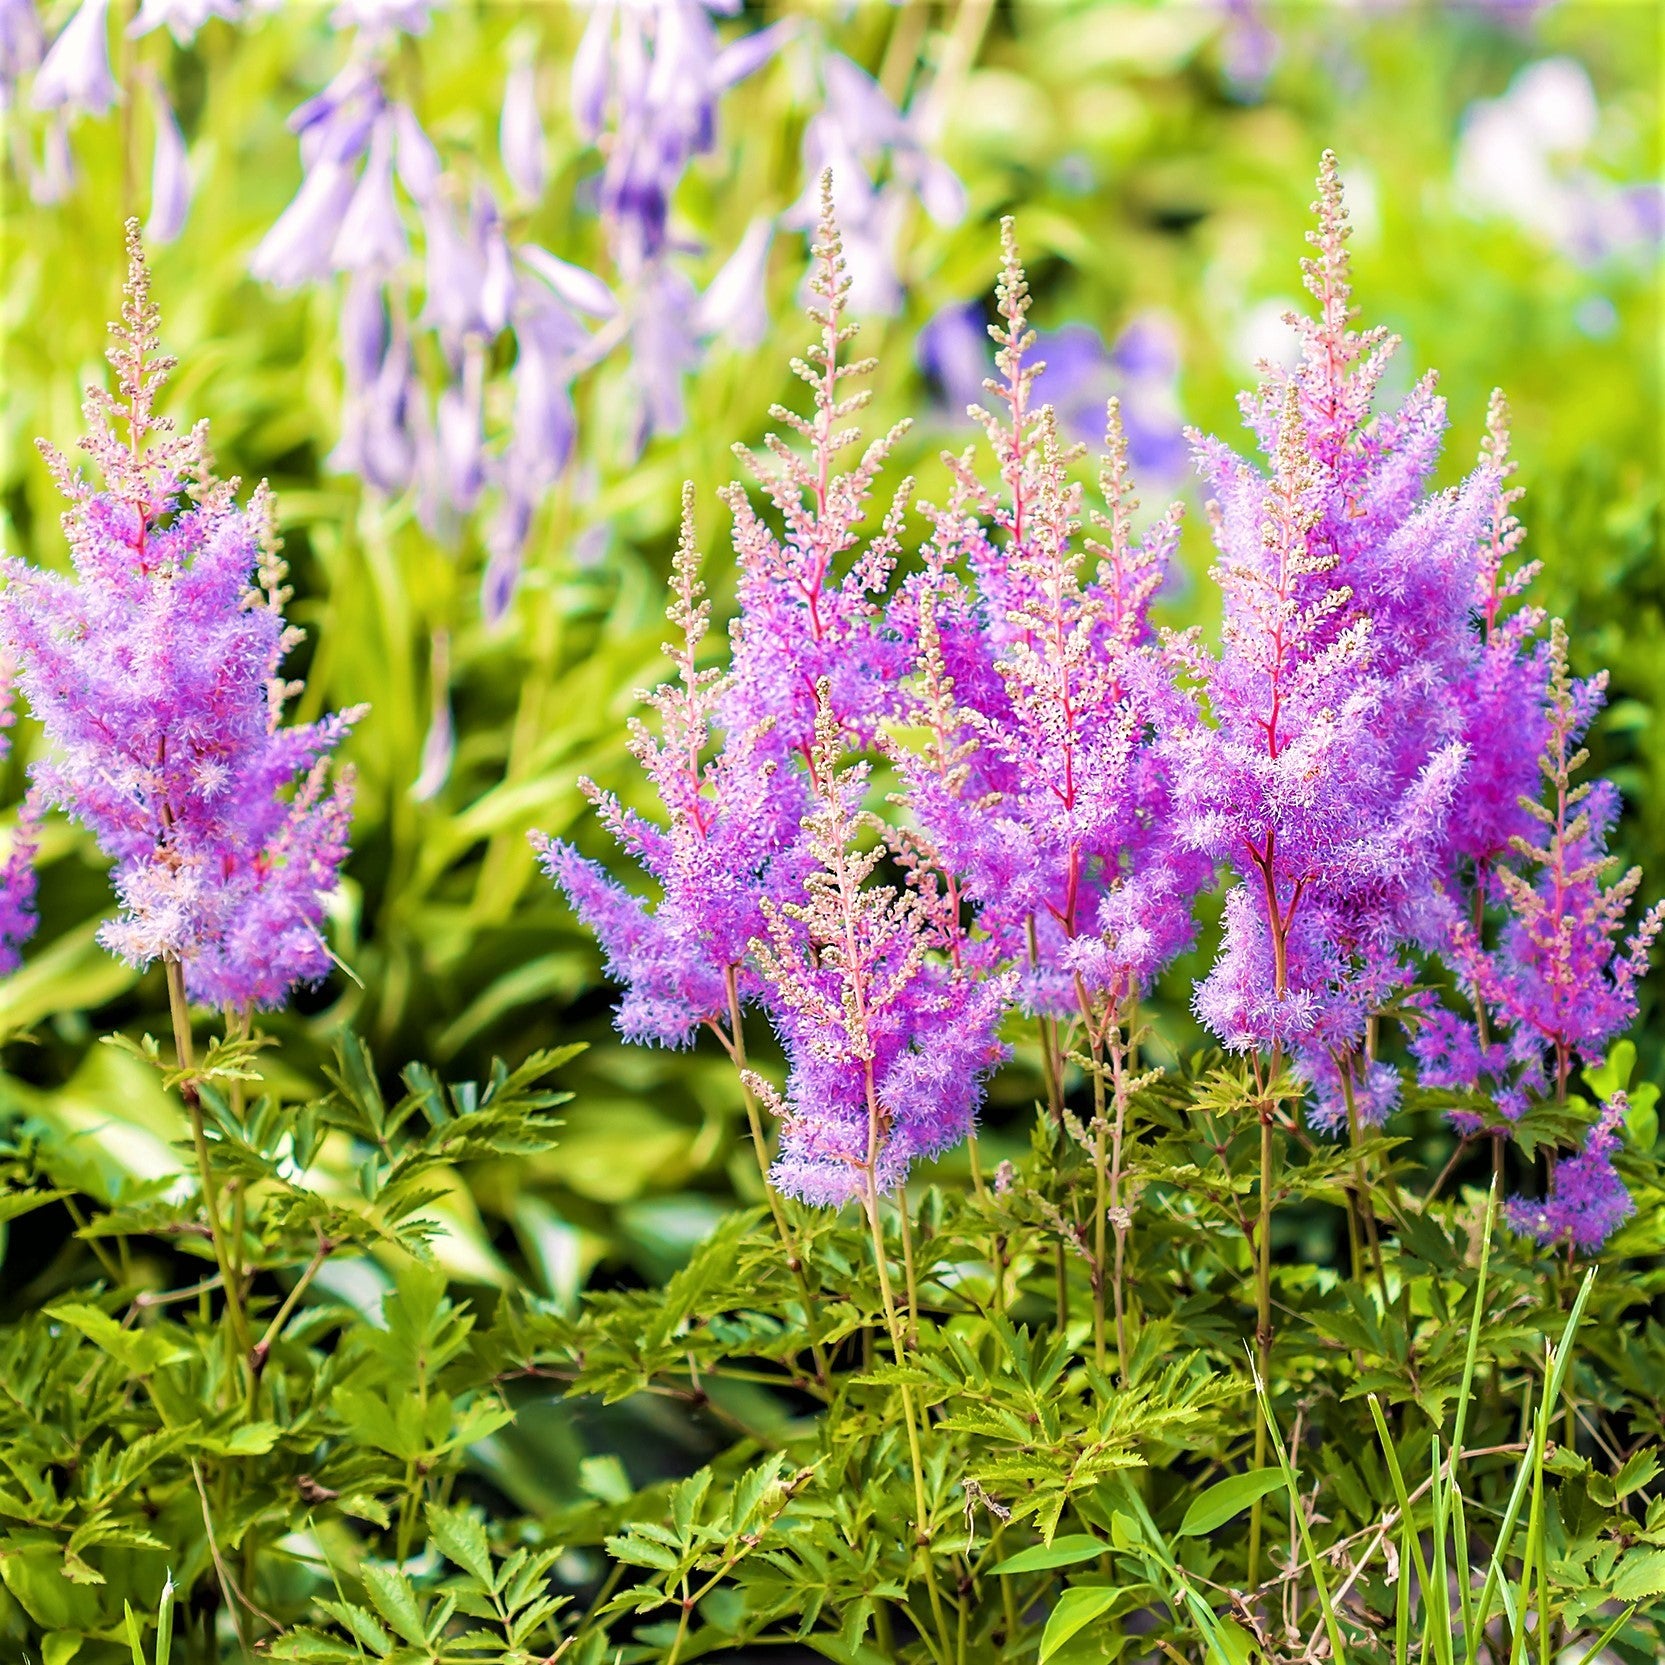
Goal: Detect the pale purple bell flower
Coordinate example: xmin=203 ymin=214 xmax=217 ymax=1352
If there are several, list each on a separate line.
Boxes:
xmin=128 ymin=0 xmax=240 ymax=43
xmin=145 ymin=73 xmax=189 ymax=243
xmin=32 ymin=0 xmax=116 ymax=115
xmin=500 ymin=52 xmax=546 ymax=202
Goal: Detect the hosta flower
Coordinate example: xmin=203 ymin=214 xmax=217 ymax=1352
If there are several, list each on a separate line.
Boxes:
xmin=32 ymin=0 xmax=115 ymax=115
xmin=1 ymin=223 xmax=360 ymax=1010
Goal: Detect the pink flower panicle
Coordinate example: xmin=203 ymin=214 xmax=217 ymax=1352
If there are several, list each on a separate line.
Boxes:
xmin=1169 ymin=154 xmax=1492 ymax=1126
xmin=1506 ymin=1092 xmax=1635 ymax=1253
xmin=749 ymin=692 xmax=1012 ymax=1206
xmin=1445 ymin=391 xmax=1551 ymax=873
xmin=719 ymin=171 xmax=914 ymax=770
xmin=1438 ymin=622 xmax=1664 ymax=1099
xmin=535 ymin=483 xmax=808 ymax=1048
xmin=897 ymin=224 xmax=1206 ymax=1016
xmin=1 ymin=220 xmax=360 ymax=1010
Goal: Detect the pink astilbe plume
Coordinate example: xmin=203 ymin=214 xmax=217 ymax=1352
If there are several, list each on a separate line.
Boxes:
xmin=720 ymin=171 xmax=913 ymax=769
xmin=535 ymin=484 xmax=809 ymax=1049
xmin=0 ymin=659 xmax=40 ymax=976
xmin=1444 ymin=392 xmax=1551 ymax=875
xmin=893 ymin=224 xmax=1207 ymax=1016
xmin=0 ymin=220 xmax=360 ymax=1009
xmin=749 ymin=693 xmax=1013 ymax=1207
xmin=1170 ymin=154 xmax=1495 ymax=1123
xmin=1506 ymin=1091 xmax=1636 ymax=1253
xmin=1420 ymin=622 xmax=1664 ymax=1112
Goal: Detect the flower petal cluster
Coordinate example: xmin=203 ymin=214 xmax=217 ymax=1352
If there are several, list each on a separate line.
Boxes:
xmin=749 ymin=698 xmax=1012 ymax=1206
xmin=1506 ymin=1093 xmax=1635 ymax=1252
xmin=535 ymin=486 xmax=808 ymax=1049
xmin=2 ymin=223 xmax=360 ymax=1010
xmin=1168 ymin=152 xmax=1490 ymax=1095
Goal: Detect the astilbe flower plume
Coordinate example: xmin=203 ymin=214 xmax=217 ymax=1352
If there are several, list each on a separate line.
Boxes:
xmin=895 ymin=225 xmax=1206 ymax=1018
xmin=1506 ymin=1092 xmax=1636 ymax=1253
xmin=748 ymin=694 xmax=1012 ymax=1207
xmin=720 ymin=171 xmax=914 ymax=768
xmin=1169 ymin=154 xmax=1494 ymax=1126
xmin=0 ymin=221 xmax=360 ymax=1009
xmin=0 ymin=659 xmax=40 ymax=975
xmin=534 ymin=484 xmax=808 ymax=1049
xmin=1417 ymin=622 xmax=1663 ymax=1135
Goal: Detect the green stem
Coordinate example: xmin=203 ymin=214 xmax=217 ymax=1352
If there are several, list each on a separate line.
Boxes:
xmin=898 ymin=1187 xmax=922 ymax=1350
xmin=1248 ymin=1101 xmax=1275 ymax=1593
xmin=863 ymin=1181 xmax=952 ymax=1665
xmin=724 ymin=967 xmax=831 ymax=1386
xmin=166 ymin=960 xmax=253 ymax=1371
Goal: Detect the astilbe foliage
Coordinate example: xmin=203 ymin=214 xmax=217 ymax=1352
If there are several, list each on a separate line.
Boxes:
xmin=1168 ymin=153 xmax=1491 ymax=1127
xmin=534 ymin=483 xmax=807 ymax=1049
xmin=748 ymin=694 xmax=1012 ymax=1206
xmin=0 ymin=220 xmax=360 ymax=1008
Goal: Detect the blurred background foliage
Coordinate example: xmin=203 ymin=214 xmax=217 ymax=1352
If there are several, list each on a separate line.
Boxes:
xmin=0 ymin=0 xmax=1659 ymax=1437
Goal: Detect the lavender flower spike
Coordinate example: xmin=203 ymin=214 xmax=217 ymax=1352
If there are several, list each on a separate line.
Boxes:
xmin=750 ymin=692 xmax=1013 ymax=1208
xmin=0 ymin=221 xmax=361 ymax=1010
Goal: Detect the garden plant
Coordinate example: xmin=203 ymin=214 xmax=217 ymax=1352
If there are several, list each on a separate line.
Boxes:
xmin=0 ymin=3 xmax=1661 ymax=1664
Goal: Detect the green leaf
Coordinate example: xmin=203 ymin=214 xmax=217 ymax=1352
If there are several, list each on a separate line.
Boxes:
xmin=43 ymin=1634 xmax=83 ymax=1665
xmin=1612 ymin=1548 xmax=1665 ymax=1601
xmin=1177 ymin=1469 xmax=1285 ymax=1537
xmin=428 ymin=1504 xmax=494 ymax=1587
xmin=43 ymin=1302 xmax=189 ymax=1377
xmin=361 ymin=1563 xmax=427 ymax=1646
xmin=1039 ymin=1586 xmax=1122 ymax=1662
xmin=989 ymin=1535 xmax=1107 ymax=1576
xmin=1612 ymin=1449 xmax=1661 ymax=1500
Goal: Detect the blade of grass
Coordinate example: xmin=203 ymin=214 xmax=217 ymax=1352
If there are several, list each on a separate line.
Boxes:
xmin=1470 ymin=1271 xmax=1595 ymax=1656
xmin=1251 ymin=1351 xmax=1348 ymax=1665
xmin=1447 ymin=1183 xmax=1498 ymax=1646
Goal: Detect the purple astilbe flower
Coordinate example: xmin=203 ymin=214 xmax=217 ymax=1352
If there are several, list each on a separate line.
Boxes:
xmin=1169 ymin=155 xmax=1489 ymax=1113
xmin=1444 ymin=392 xmax=1549 ymax=875
xmin=719 ymin=174 xmax=913 ymax=769
xmin=1435 ymin=622 xmax=1664 ymax=1104
xmin=0 ymin=665 xmax=40 ymax=975
xmin=917 ymin=301 xmax=1188 ymax=489
xmin=0 ymin=223 xmax=360 ymax=1010
xmin=748 ymin=694 xmax=1012 ymax=1207
xmin=900 ymin=225 xmax=1204 ymax=1017
xmin=32 ymin=0 xmax=115 ymax=115
xmin=534 ymin=484 xmax=809 ymax=1049
xmin=1506 ymin=1093 xmax=1635 ymax=1253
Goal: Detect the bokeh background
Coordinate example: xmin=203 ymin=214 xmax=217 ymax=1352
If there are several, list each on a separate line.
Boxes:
xmin=1 ymin=0 xmax=1660 ymax=1376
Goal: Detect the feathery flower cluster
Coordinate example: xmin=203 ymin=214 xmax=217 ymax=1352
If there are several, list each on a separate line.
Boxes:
xmin=896 ymin=224 xmax=1207 ymax=1017
xmin=551 ymin=159 xmax=1657 ymax=1243
xmin=1506 ymin=1092 xmax=1636 ymax=1252
xmin=0 ymin=661 xmax=40 ymax=976
xmin=748 ymin=696 xmax=1012 ymax=1206
xmin=1415 ymin=624 xmax=1664 ymax=1113
xmin=1168 ymin=153 xmax=1492 ymax=1126
xmin=534 ymin=484 xmax=808 ymax=1050
xmin=1 ymin=222 xmax=360 ymax=1010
